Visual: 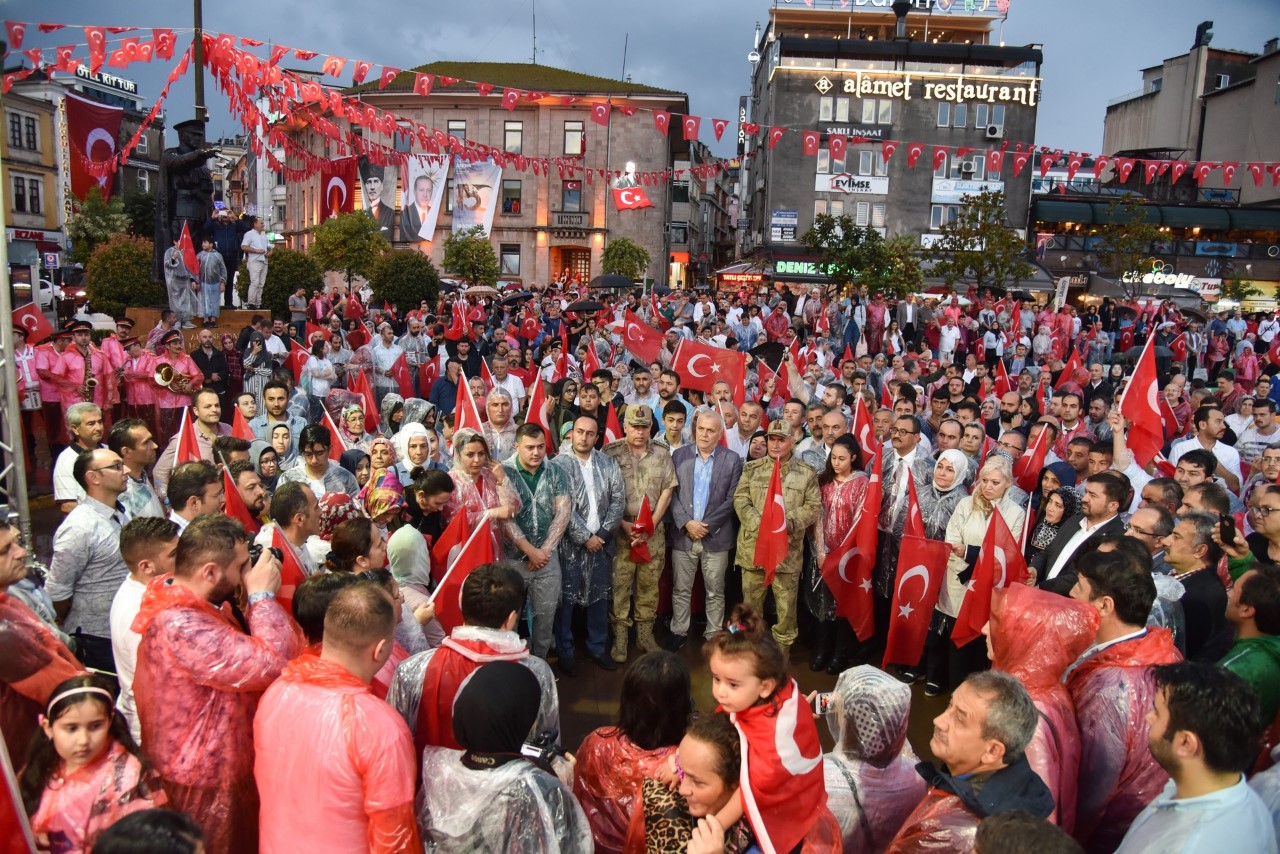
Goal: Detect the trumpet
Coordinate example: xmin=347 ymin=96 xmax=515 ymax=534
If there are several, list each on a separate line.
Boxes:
xmin=154 ymin=364 xmax=196 ymax=395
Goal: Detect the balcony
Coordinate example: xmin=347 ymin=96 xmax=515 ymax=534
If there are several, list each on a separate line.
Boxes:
xmin=551 ymin=210 xmax=590 ymax=229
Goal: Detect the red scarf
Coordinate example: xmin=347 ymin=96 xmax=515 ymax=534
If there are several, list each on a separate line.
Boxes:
xmin=414 ymin=634 xmax=529 ymax=756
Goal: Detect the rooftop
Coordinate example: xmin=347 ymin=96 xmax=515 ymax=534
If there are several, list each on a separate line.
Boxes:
xmin=346 ymin=61 xmax=686 ymax=99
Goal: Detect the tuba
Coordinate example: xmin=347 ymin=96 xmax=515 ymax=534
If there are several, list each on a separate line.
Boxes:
xmin=79 ymin=346 xmax=97 ymax=402
xmin=154 ymin=363 xmax=196 ymax=395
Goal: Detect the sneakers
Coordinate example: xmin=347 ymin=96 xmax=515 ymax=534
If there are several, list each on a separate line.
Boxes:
xmin=181 ymin=321 xmax=196 ymax=328
xmin=923 ymin=682 xmax=943 ymax=697
xmin=896 ymin=669 xmax=922 ymax=685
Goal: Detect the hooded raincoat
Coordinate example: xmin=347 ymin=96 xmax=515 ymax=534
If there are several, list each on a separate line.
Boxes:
xmin=132 ymin=576 xmax=303 ymax=854
xmin=989 ymin=584 xmax=1098 ymax=832
xmin=822 ymin=666 xmax=926 ymax=852
xmin=1064 ymin=627 xmax=1182 ymax=854
xmin=254 ymin=654 xmax=421 ymax=854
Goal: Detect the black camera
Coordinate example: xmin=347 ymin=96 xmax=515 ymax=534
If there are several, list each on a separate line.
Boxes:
xmin=247 ymin=543 xmax=284 ymax=564
xmin=520 ymin=729 xmax=566 ymax=770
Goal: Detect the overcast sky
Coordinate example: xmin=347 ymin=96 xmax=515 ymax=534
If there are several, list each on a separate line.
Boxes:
xmin=11 ymin=0 xmax=1280 ymax=159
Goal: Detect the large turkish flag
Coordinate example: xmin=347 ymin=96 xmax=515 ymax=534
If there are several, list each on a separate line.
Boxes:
xmin=65 ymin=91 xmax=124 ymax=200
xmin=612 ymin=186 xmax=654 ymax=211
xmin=621 ymin=309 xmax=664 ymax=364
xmin=671 ymin=338 xmax=746 ymax=407
xmin=13 ymin=304 xmax=53 ymax=344
xmin=319 ymin=156 xmax=358 ymax=220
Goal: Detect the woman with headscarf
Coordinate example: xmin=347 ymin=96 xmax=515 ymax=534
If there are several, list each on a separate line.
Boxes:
xmin=920 ymin=449 xmax=970 ymax=541
xmin=270 ymin=423 xmax=298 ymax=471
xmin=417 ymin=661 xmax=593 ymax=852
xmin=1031 ymin=324 xmax=1054 ymax=362
xmin=810 ymin=435 xmax=869 ymax=675
xmin=1031 ymin=460 xmax=1077 ymax=514
xmin=389 ymin=469 xmax=456 ymax=654
xmin=400 ymin=397 xmax=435 ymax=428
xmin=242 ymin=331 xmax=273 ymax=411
xmin=1238 ymin=341 xmax=1261 ymax=393
xmin=391 ymin=423 xmax=433 ymax=486
xmin=547 ymin=378 xmax=580 ymax=450
xmin=445 ymin=429 xmax=520 ymax=559
xmin=366 ymin=435 xmax=397 ymax=486
xmin=306 ymin=492 xmax=368 ymax=567
xmin=335 ymin=403 xmax=377 ymax=452
xmin=339 ymin=448 xmax=371 ymax=490
xmin=1026 ymin=486 xmax=1081 ymax=563
xmin=361 ymin=471 xmax=407 ymax=541
xmin=822 ymin=666 xmax=927 ymax=852
xmin=251 ymin=440 xmax=282 ymax=494
xmin=379 ymin=393 xmax=405 ymax=439
xmin=221 ymin=333 xmax=243 ymax=402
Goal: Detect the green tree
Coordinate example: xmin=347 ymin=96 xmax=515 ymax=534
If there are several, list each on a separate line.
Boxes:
xmin=600 ymin=237 xmax=651 ymax=282
xmin=65 ymin=188 xmax=131 ymax=264
xmin=308 ymin=212 xmax=389 ymax=287
xmin=260 ymin=248 xmax=324 ymax=318
xmin=800 ymin=215 xmax=922 ymax=298
xmin=370 ymin=250 xmax=441 ymax=312
xmin=84 ymin=234 xmax=166 ymax=317
xmin=1092 ymin=197 xmax=1161 ymax=298
xmin=120 ymin=189 xmax=156 ymax=238
xmin=927 ymin=190 xmax=1034 ymax=292
xmin=442 ymin=226 xmax=501 ymax=287
xmin=1222 ymin=274 xmax=1261 ymax=304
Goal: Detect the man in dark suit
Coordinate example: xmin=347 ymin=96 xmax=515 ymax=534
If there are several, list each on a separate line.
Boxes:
xmin=1082 ymin=362 xmax=1113 ymax=409
xmin=667 ymin=407 xmax=744 ymax=650
xmin=1033 ymin=470 xmax=1128 ymax=595
xmin=399 ymin=173 xmax=436 ymax=242
xmin=359 ymin=159 xmax=397 ymax=241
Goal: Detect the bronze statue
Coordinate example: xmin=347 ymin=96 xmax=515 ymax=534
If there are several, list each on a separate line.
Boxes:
xmin=152 ymin=119 xmax=220 ymax=283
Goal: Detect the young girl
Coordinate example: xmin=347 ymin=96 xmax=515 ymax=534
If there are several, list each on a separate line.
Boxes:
xmin=20 ymin=675 xmax=166 ymax=854
xmin=700 ymin=605 xmax=841 ymax=854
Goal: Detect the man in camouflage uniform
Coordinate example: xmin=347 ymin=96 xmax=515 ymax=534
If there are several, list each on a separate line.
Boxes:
xmin=603 ymin=404 xmax=677 ymax=663
xmin=733 ymin=419 xmax=822 ymax=653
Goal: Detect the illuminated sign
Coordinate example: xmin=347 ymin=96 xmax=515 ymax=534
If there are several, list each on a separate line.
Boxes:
xmin=774 ymin=259 xmax=823 ymax=277
xmin=1120 ymin=266 xmax=1201 ymax=290
xmin=74 ymin=65 xmax=138 ymax=95
xmin=834 ymin=0 xmax=1005 ymax=17
xmin=822 ymin=124 xmax=887 ymax=139
xmin=770 ymin=210 xmax=798 ymax=242
xmin=811 ymin=70 xmax=1038 ymax=106
xmin=721 ymin=272 xmax=764 ymax=284
xmin=816 ymin=174 xmax=889 ymax=194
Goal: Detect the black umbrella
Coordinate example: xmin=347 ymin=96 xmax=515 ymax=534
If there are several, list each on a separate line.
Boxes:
xmin=588 ymin=274 xmax=635 ymax=290
xmin=566 ymin=299 xmax=607 ymax=313
xmin=500 ymin=290 xmax=533 ymax=306
xmin=1114 ymin=345 xmax=1175 ymax=363
xmin=749 ymin=341 xmax=786 ymax=370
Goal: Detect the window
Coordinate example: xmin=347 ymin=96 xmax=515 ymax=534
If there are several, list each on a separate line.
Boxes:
xmin=876 ymin=99 xmax=892 ymax=124
xmin=500 ymin=244 xmax=521 ymax=276
xmin=968 ymin=154 xmax=985 ymax=181
xmin=1150 ymin=78 xmax=1163 ymax=93
xmin=952 ymin=103 xmax=967 ymax=128
xmin=12 ymin=177 xmax=25 ymax=212
xmin=672 ymin=181 xmax=690 ymax=204
xmin=835 ymin=98 xmax=849 ymax=122
xmin=393 ymin=121 xmax=414 ymax=154
xmin=936 ymin=103 xmax=950 ymax=127
xmin=930 ymin=204 xmax=959 ymax=230
xmin=275 ymin=205 xmax=286 ymax=224
xmin=136 ymin=132 xmax=148 ymax=154
xmin=275 ymin=170 xmax=285 ymax=187
xmin=504 ymin=121 xmax=523 ymax=154
xmin=817 ymin=149 xmax=831 ymax=174
xmin=445 ymin=179 xmax=454 ymax=213
xmin=874 ymin=151 xmax=888 ymax=177
xmin=974 ymin=104 xmax=988 ymax=129
xmin=934 ymin=151 xmax=948 ymax=179
xmin=29 ymin=177 xmax=40 ymax=214
xmin=561 ymin=180 xmax=582 ymax=212
xmin=669 ymin=221 xmax=689 ymax=244
xmin=871 ymin=203 xmax=886 ymax=229
xmin=814 ymin=199 xmax=828 ymax=219
xmin=949 ymin=154 xmax=965 ymax=179
xmin=501 ymin=179 xmax=522 ymax=215
xmin=862 ymin=99 xmax=876 ymax=124
xmin=819 ymin=96 xmax=834 ymax=121
xmin=855 ymin=202 xmax=870 ymax=227
xmin=563 ymin=120 xmax=583 ymax=156
xmin=858 ymin=150 xmax=874 ymax=176
xmin=23 ymin=116 xmax=36 ymax=150
xmin=829 ymin=200 xmax=844 ymax=218
xmin=137 ymin=171 xmax=149 ymax=192
xmin=8 ymin=112 xmax=38 ymax=150
xmin=8 ymin=114 xmax=19 ymax=148
xmin=447 ymin=119 xmax=466 ymax=142
xmin=1216 ymin=74 xmax=1230 ymax=89
xmin=992 ymin=105 xmax=1005 ymax=126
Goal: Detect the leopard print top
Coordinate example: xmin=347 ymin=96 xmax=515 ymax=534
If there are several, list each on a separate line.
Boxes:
xmin=639 ymin=777 xmax=752 ymax=853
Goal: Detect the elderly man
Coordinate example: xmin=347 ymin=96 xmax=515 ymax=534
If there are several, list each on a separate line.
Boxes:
xmin=801 ymin=409 xmax=849 ymax=472
xmin=889 ymin=671 xmax=1052 ymax=851
xmin=482 ymin=388 xmax=519 ymax=461
xmin=604 ymin=405 xmax=677 ymax=663
xmin=48 ymin=448 xmax=131 ymax=671
xmin=552 ymin=416 xmax=625 ymax=674
xmin=875 ymin=414 xmax=937 ymax=639
xmin=489 ymin=354 xmax=526 ymax=406
xmin=1162 ymin=511 xmax=1232 ymax=662
xmin=733 ymin=419 xmax=821 ymax=654
xmin=53 ymin=402 xmax=106 ymax=513
xmin=669 ymin=408 xmax=743 ymax=650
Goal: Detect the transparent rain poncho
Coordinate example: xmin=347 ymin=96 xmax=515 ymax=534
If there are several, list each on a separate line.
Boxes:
xmin=1147 ymin=572 xmax=1187 ymax=654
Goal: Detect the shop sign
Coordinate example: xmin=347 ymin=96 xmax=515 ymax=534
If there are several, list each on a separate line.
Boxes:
xmin=74 ymin=65 xmax=138 ymax=94
xmin=815 ymin=174 xmax=890 ymax=194
xmin=1119 ymin=265 xmax=1200 ymax=290
xmin=721 ymin=272 xmax=764 ymax=285
xmin=774 ymin=259 xmax=823 ymax=277
xmin=770 ymin=210 xmax=798 ymax=242
xmin=1197 ymin=277 xmax=1221 ymax=302
xmin=840 ymin=0 xmax=1005 ymax=17
xmin=1194 ymin=241 xmax=1238 ymax=257
xmin=837 ymin=70 xmax=1039 ymax=106
xmin=821 ymin=124 xmax=887 ymax=139
xmin=931 ymin=179 xmax=1004 ymax=204
xmin=6 ymin=228 xmax=63 ymax=243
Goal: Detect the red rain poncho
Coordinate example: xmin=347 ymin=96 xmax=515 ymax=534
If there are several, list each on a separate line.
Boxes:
xmin=1065 ymin=627 xmax=1181 ymax=854
xmin=132 ymin=577 xmax=302 ymax=854
xmin=989 ymin=584 xmax=1098 ymax=834
xmin=0 ymin=591 xmax=83 ymax=761
xmin=572 ymin=727 xmax=677 ymax=854
xmin=415 ymin=634 xmax=530 ymax=754
xmin=254 ymin=654 xmax=420 ymax=854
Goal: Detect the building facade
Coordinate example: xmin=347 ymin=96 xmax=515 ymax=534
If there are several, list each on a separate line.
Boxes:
xmin=4 ymin=91 xmax=61 ymax=295
xmin=280 ymin=61 xmax=689 ymax=286
xmin=740 ymin=0 xmax=1042 ymax=285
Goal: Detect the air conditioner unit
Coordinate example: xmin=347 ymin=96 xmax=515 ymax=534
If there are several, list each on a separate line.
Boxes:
xmin=960 ymin=162 xmax=976 ymax=175
xmin=985 ymin=124 xmax=1004 ymax=140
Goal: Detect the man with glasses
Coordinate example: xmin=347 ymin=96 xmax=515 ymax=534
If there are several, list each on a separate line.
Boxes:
xmin=278 ymin=424 xmax=359 ymax=499
xmin=1125 ymin=504 xmax=1176 ymax=576
xmin=875 ymin=415 xmax=936 ymax=639
xmin=47 ymin=448 xmax=132 ymax=671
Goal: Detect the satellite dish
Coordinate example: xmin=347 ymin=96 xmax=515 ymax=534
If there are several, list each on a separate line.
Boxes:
xmin=748 ymin=49 xmax=761 ymax=64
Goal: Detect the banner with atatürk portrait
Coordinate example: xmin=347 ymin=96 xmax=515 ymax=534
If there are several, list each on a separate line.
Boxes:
xmin=450 ymin=156 xmax=502 ymax=238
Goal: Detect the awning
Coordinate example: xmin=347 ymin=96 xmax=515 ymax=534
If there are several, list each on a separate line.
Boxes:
xmin=1034 ymin=199 xmax=1280 ymax=232
xmin=713 ymin=261 xmax=761 ymax=276
xmin=1085 ymin=273 xmax=1202 ymax=306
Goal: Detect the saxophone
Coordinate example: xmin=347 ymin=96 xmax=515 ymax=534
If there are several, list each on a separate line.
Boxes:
xmin=79 ymin=346 xmax=97 ymax=402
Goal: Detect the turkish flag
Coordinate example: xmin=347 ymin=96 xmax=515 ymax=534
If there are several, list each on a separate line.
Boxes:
xmin=653 ymin=111 xmax=670 ymax=135
xmin=415 ymin=73 xmax=436 ymax=98
xmin=84 ymin=26 xmax=107 ymax=74
xmin=13 ymin=303 xmax=53 ymax=344
xmin=905 ymin=142 xmax=924 ymax=168
xmin=880 ymin=381 xmax=893 ymax=410
xmin=1054 ymin=348 xmax=1081 ymax=390
xmin=231 ymin=408 xmax=255 ymax=441
xmin=882 ymin=534 xmax=951 ymax=669
xmin=321 ymin=410 xmax=347 ymax=461
xmin=283 ymin=339 xmax=309 ymax=385
xmin=6 ymin=20 xmax=26 ymax=50
xmin=272 ymin=526 xmax=309 ymax=615
xmin=391 ymin=353 xmax=414 ymax=398
xmin=649 ymin=293 xmax=672 ymax=332
xmin=904 ymin=475 xmax=925 ymax=539
xmin=626 ymin=494 xmax=656 ymax=562
xmin=604 ymin=402 xmax=624 ymax=444
xmin=768 ymin=127 xmax=786 ymax=149
xmin=222 ymin=468 xmax=261 ymax=535
xmin=1116 ymin=158 xmax=1137 ymax=182
xmin=1222 ymin=161 xmax=1240 ymax=184
xmin=682 ymin=115 xmax=701 ymax=141
xmin=430 ymin=510 xmax=468 ymax=579
xmin=821 ymin=452 xmax=882 ymax=641
xmin=1011 ymin=151 xmax=1030 ymax=176
xmin=1013 ymin=425 xmax=1049 ymax=494
xmin=1159 ymin=393 xmax=1184 ymax=442
xmin=418 ymin=358 xmax=439 ymax=400
xmin=932 ymin=146 xmax=949 ymax=171
xmin=590 ymin=102 xmax=610 ymax=126
xmin=986 ymin=149 xmax=1004 ymax=175
xmin=305 ymin=322 xmax=326 ymax=344
xmin=581 ymin=340 xmax=603 ymax=379
xmin=993 ymin=359 xmax=1013 ymax=397
xmin=613 ymin=186 xmax=654 ymax=211
xmin=621 ymin=309 xmax=665 ymax=364
xmin=754 ymin=457 xmax=788 ymax=585
xmin=524 ymin=372 xmax=552 ymax=448
xmin=349 ymin=368 xmax=380 ymax=431
xmin=65 ymin=91 xmax=124 ymax=200
xmin=671 ymin=339 xmax=747 ymax=407
xmin=319 ymin=157 xmax=357 ymax=221
xmin=455 ymin=371 xmax=484 ymax=435
xmin=351 ymin=60 xmax=372 ymax=84
xmin=851 ymin=396 xmax=878 ymax=468
xmin=172 ymin=407 xmax=203 ymax=467
xmin=1118 ymin=336 xmax=1164 ymax=468
xmin=828 ymin=134 xmax=847 ymax=162
xmin=378 ymin=66 xmax=400 ymax=89
xmin=801 ymin=131 xmax=820 ymax=157
xmin=951 ymin=507 xmax=1027 ymax=647
xmin=1169 ymin=332 xmax=1187 ymax=362
xmin=712 ymin=118 xmax=729 ymax=141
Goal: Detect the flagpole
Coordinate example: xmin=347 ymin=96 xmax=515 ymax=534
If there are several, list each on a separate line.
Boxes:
xmin=426 ymin=510 xmax=492 ymax=605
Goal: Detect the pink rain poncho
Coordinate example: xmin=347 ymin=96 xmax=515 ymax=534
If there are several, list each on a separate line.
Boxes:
xmin=1065 ymin=627 xmax=1182 ymax=853
xmin=989 ymin=584 xmax=1098 ymax=833
xmin=572 ymin=727 xmax=677 ymax=854
xmin=0 ymin=591 xmax=83 ymax=762
xmin=254 ymin=654 xmax=420 ymax=854
xmin=822 ymin=665 xmax=927 ymax=852
xmin=132 ymin=576 xmax=303 ymax=854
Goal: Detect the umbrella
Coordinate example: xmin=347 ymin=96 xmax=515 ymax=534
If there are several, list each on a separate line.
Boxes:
xmin=916 ymin=292 xmax=972 ymax=306
xmin=464 ymin=285 xmax=499 ymax=297
xmin=749 ymin=341 xmax=786 ymax=370
xmin=1177 ymin=307 xmax=1207 ymax=323
xmin=1114 ymin=346 xmax=1175 ymax=363
xmin=500 ymin=290 xmax=533 ymax=306
xmin=566 ymin=299 xmax=608 ymax=313
xmin=588 ymin=273 xmax=635 ymax=290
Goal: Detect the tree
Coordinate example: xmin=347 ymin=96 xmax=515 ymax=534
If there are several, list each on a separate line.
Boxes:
xmin=84 ymin=234 xmax=165 ymax=317
xmin=308 ymin=212 xmax=389 ymax=287
xmin=65 ymin=188 xmax=131 ymax=265
xmin=1222 ymin=273 xmax=1261 ymax=304
xmin=600 ymin=237 xmax=651 ymax=281
xmin=927 ymin=190 xmax=1035 ymax=293
xmin=800 ymin=214 xmax=922 ymax=298
xmin=260 ymin=248 xmax=324 ymax=318
xmin=370 ymin=250 xmax=441 ymax=312
xmin=121 ymin=189 xmax=156 ymax=238
xmin=1092 ymin=197 xmax=1161 ymax=298
xmin=442 ymin=226 xmax=501 ymax=288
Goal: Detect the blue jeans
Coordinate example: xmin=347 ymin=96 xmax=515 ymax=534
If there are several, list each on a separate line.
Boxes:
xmin=201 ymin=282 xmax=222 ymax=319
xmin=555 ymin=597 xmax=609 ymax=659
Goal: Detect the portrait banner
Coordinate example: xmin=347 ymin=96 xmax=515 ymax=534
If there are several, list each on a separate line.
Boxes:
xmin=399 ymin=154 xmax=449 ymax=243
xmin=450 ymin=155 xmax=502 ymax=237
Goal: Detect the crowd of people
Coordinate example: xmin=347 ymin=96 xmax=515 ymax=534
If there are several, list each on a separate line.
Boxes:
xmin=7 ymin=280 xmax=1280 ymax=852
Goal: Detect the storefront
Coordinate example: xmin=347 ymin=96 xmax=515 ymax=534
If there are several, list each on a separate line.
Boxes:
xmin=6 ymin=227 xmax=66 ymax=308
xmin=713 ymin=262 xmax=765 ymax=292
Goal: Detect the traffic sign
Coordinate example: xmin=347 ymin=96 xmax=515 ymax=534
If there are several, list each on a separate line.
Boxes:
xmin=42 ymin=252 xmax=60 ymax=269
